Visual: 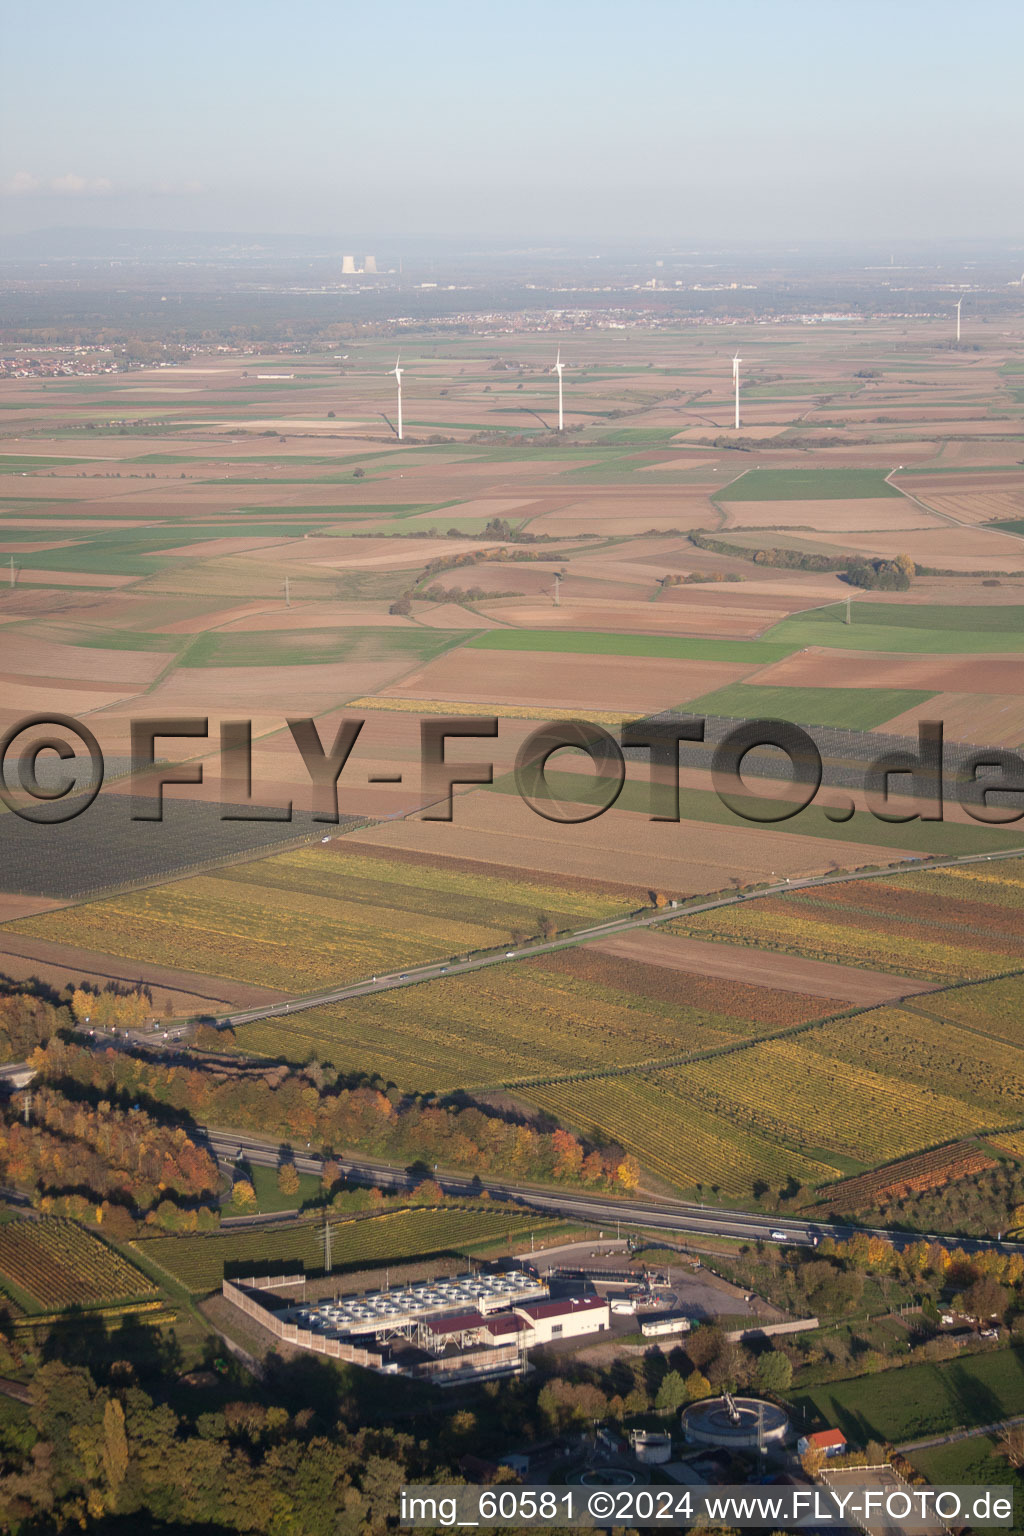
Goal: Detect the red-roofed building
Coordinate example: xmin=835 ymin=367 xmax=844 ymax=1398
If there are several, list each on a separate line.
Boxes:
xmin=797 ymin=1428 xmax=847 ymax=1458
xmin=482 ymin=1313 xmax=529 ymax=1344
xmin=514 ymin=1295 xmax=610 ymax=1344
xmin=422 ymin=1310 xmax=486 ymax=1337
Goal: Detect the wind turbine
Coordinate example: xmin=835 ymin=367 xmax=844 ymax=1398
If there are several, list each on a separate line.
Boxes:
xmin=551 ymin=348 xmax=566 ymax=432
xmin=732 ymin=353 xmax=742 ymax=431
xmin=390 ymin=355 xmax=404 ymax=440
xmin=955 ymin=294 xmax=965 ymax=344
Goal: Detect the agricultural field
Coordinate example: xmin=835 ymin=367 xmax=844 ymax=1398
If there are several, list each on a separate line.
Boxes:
xmin=8 ymin=845 xmax=629 ymax=995
xmin=464 ymin=630 xmax=795 ymax=664
xmin=817 ymin=1140 xmax=998 ymax=1212
xmin=0 ymin=1217 xmax=157 ymax=1312
xmin=485 ymin=768 xmax=1017 ymax=861
xmin=765 ymin=602 xmax=1024 ymax=654
xmin=0 ymin=794 xmax=357 ymax=901
xmin=678 ymin=681 xmax=937 ymax=730
xmin=523 ymin=1074 xmax=840 ymax=1198
xmin=231 ymin=945 xmax=837 ymax=1088
xmin=716 ymin=468 xmax=903 ymax=500
xmin=4 ymin=314 xmax=1024 ymax=1215
xmin=136 ymin=1203 xmax=558 ymax=1295
xmin=666 ymin=868 xmax=1024 ymax=984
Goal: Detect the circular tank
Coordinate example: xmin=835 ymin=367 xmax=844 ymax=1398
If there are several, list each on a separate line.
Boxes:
xmin=681 ymin=1395 xmax=789 ymax=1450
xmin=632 ymin=1431 xmax=672 ymax=1465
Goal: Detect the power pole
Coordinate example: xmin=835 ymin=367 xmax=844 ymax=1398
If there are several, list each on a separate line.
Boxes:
xmin=22 ymin=1091 xmax=31 ymax=1126
xmin=321 ymin=1216 xmax=333 ymax=1273
xmin=845 ymin=592 xmax=852 ymax=625
xmin=8 ymin=556 xmax=15 ymax=588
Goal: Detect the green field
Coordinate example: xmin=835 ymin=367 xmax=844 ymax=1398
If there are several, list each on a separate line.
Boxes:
xmin=908 ymin=1437 xmax=1024 ymax=1512
xmin=488 ymin=769 xmax=1021 ymax=858
xmin=467 ymin=630 xmax=795 ymax=664
xmin=331 ymin=515 xmax=520 ymax=537
xmin=717 ymin=469 xmax=903 ymax=501
xmin=794 ymin=1346 xmax=1024 ymax=1444
xmin=237 ymin=513 xmax=454 ymax=525
xmin=11 ymin=523 xmax=323 ymax=577
xmin=136 ymin=1205 xmax=557 ymax=1294
xmin=814 ymin=603 xmax=1024 ymax=633
xmin=0 ymin=454 xmax=92 ymax=471
xmin=765 ymin=602 xmax=1024 ymax=654
xmin=679 ymin=682 xmax=936 ymax=730
xmin=181 ymin=626 xmax=469 ymax=668
xmin=70 ymin=628 xmax=185 ymax=652
xmin=246 ymin=1163 xmax=322 ymax=1215
xmin=744 ymin=381 xmax=858 ymax=399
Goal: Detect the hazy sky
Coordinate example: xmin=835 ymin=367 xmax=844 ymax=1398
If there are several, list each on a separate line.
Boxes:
xmin=3 ymin=0 xmax=1023 ymax=243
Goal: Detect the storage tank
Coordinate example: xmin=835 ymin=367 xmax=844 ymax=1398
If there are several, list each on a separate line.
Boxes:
xmin=631 ymin=1430 xmax=672 ymax=1465
xmin=681 ymin=1393 xmax=789 ymax=1451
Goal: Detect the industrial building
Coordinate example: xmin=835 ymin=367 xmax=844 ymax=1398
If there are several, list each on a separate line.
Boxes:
xmin=223 ymin=1268 xmax=610 ymax=1385
xmin=340 ymin=254 xmax=377 ymax=276
xmin=515 ymin=1294 xmax=609 ymax=1344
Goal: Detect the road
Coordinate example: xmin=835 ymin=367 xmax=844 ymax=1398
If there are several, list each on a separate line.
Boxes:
xmin=216 ymin=842 xmax=1024 ymax=1031
xmin=896 ymin=1414 xmax=1024 ymax=1455
xmin=203 ymin=1127 xmax=1024 ymax=1260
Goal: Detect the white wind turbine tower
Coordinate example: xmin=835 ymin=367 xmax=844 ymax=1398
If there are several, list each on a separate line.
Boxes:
xmin=955 ymin=294 xmax=966 ymax=344
xmin=551 ymin=347 xmax=566 ymax=432
xmin=732 ymin=352 xmax=742 ymax=431
xmin=390 ymin=355 xmax=404 ymax=440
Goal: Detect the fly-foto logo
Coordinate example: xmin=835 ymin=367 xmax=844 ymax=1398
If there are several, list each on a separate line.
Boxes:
xmin=0 ymin=711 xmax=1022 ymax=827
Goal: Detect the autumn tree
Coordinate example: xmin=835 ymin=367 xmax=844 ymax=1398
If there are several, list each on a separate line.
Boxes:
xmin=801 ymin=1444 xmax=827 ymax=1479
xmin=102 ymin=1397 xmax=128 ymax=1508
xmin=707 ymin=1340 xmax=751 ymax=1392
xmin=551 ymin=1129 xmax=583 ymax=1181
xmin=964 ymin=1273 xmax=1009 ymax=1323
xmin=537 ymin=1378 xmax=607 ymax=1433
xmin=683 ymin=1370 xmax=712 ymax=1403
xmin=231 ymin=1179 xmax=256 ymax=1208
xmin=277 ymin=1163 xmax=300 ymax=1198
xmin=616 ymin=1155 xmax=642 ymax=1193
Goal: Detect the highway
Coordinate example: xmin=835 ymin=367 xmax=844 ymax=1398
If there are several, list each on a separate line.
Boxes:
xmin=216 ymin=843 xmax=1024 ymax=1030
xmin=204 ymin=1128 xmax=1024 ymax=1259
